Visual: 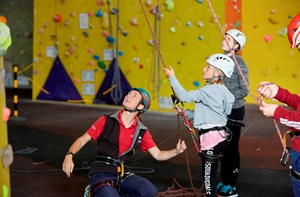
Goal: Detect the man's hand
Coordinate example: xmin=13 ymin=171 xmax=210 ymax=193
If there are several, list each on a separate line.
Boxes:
xmin=257 ymin=82 xmax=279 ymax=99
xmin=259 ymin=100 xmax=278 ymax=117
xmin=176 ymin=139 xmax=187 ymax=153
xmin=62 ymin=155 xmax=74 ymax=177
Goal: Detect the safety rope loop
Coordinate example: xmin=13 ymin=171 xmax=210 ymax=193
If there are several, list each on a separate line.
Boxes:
xmin=181 ymin=111 xmax=200 ymax=153
xmin=175 ymin=101 xmax=199 ymax=196
xmin=172 ymin=94 xmax=200 ymax=153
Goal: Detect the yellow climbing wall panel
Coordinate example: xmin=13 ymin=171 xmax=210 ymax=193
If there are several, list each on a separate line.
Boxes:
xmin=0 ymin=56 xmax=10 ymax=197
xmin=33 ymin=0 xmax=300 ymax=111
xmin=242 ymin=0 xmax=300 ymax=104
xmin=33 ymin=0 xmax=224 ymax=111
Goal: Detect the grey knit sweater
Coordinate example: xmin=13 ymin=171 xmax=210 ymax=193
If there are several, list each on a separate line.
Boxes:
xmin=223 ymin=55 xmax=249 ymax=109
xmin=169 ymin=75 xmax=235 ymax=130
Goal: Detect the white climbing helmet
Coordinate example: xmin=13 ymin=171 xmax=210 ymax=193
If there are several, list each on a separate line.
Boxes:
xmin=226 ymin=29 xmax=246 ymax=50
xmin=206 ymin=53 xmax=234 ymax=78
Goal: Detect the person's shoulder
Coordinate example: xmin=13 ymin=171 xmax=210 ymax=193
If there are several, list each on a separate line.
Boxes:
xmin=228 ymin=54 xmax=243 ymax=63
xmin=204 ymin=83 xmax=223 ymax=91
xmin=234 ymin=54 xmax=244 ymax=61
xmin=234 ymin=54 xmax=248 ymax=67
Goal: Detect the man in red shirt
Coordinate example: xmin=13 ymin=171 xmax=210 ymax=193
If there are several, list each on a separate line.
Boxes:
xmin=257 ymin=12 xmax=300 ymax=197
xmin=62 ymin=88 xmax=186 ymax=197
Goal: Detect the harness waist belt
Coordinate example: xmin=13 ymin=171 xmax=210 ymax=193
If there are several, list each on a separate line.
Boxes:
xmin=198 ymin=126 xmax=226 ymax=135
xmin=94 ymin=156 xmax=124 ymax=167
xmin=227 ymin=119 xmax=245 ymax=127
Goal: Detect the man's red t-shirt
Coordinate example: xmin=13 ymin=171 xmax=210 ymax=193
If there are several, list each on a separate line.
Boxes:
xmin=87 ymin=110 xmax=156 ymax=155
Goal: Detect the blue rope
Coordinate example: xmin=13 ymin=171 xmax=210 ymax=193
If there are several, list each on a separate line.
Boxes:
xmin=110 ymin=0 xmax=123 ymax=105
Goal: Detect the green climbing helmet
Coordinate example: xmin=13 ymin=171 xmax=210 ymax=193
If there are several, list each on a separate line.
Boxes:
xmin=0 ymin=22 xmax=12 ymax=56
xmin=131 ymin=88 xmax=151 ymax=113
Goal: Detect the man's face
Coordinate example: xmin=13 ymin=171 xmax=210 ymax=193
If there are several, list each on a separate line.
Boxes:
xmin=122 ymin=90 xmax=143 ymax=111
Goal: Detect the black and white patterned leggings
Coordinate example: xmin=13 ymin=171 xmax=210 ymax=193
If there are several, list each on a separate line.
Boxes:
xmin=201 ymin=140 xmax=226 ymax=197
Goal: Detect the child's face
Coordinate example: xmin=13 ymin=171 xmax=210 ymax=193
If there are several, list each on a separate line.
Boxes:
xmin=221 ymin=34 xmax=236 ymax=51
xmin=202 ymin=63 xmax=218 ymax=79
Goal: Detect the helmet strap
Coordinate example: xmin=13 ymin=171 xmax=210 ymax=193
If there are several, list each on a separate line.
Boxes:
xmin=123 ymin=101 xmax=144 ymax=113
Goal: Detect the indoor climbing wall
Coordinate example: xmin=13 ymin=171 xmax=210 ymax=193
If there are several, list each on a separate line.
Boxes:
xmin=33 ymin=0 xmax=225 ymax=110
xmin=32 ymin=0 xmax=300 ymax=111
xmin=0 ymin=19 xmax=12 ymax=197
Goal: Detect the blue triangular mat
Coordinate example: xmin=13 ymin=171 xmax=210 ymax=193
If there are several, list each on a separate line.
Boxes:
xmin=37 ymin=56 xmax=83 ymax=102
xmin=93 ymin=58 xmax=131 ymax=105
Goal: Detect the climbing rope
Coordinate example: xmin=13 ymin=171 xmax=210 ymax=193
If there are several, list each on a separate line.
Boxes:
xmin=139 ymin=1 xmax=202 ymax=196
xmin=138 ymin=0 xmax=200 ymax=152
xmin=139 ymin=1 xmax=287 ymax=196
xmin=174 ymin=100 xmax=199 ymax=196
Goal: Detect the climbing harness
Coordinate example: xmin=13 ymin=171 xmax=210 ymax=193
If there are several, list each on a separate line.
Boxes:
xmin=95 ymin=156 xmax=125 ymax=176
xmin=280 ymin=130 xmax=293 ymax=166
xmin=87 ymin=155 xmax=157 ymax=196
xmin=94 ymin=156 xmax=132 ymax=187
xmin=227 ymin=118 xmax=245 ymax=127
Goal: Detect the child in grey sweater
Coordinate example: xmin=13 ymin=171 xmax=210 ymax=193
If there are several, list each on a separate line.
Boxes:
xmin=218 ymin=29 xmax=249 ymax=197
xmin=164 ymin=53 xmax=235 ymax=197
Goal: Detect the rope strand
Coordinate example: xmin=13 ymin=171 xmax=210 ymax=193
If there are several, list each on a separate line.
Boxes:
xmin=138 ymin=0 xmax=167 ymax=68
